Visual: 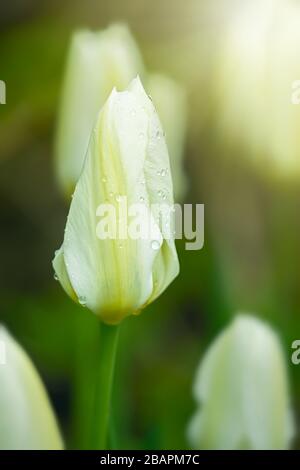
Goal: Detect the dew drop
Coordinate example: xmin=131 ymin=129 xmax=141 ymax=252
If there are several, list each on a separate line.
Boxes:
xmin=151 ymin=240 xmax=160 ymax=251
xmin=157 ymin=168 xmax=168 ymax=177
xmin=102 ymin=176 xmax=107 ymax=183
xmin=115 ymin=194 xmax=122 ymax=202
xmin=139 ymin=196 xmax=145 ymax=202
xmin=156 ymin=130 xmax=161 ymax=139
xmin=79 ymin=296 xmax=87 ymax=307
xmin=54 ymin=273 xmax=59 ymax=281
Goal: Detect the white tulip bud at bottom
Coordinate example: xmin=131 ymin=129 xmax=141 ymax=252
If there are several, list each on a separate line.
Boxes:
xmin=188 ymin=314 xmax=294 ymax=450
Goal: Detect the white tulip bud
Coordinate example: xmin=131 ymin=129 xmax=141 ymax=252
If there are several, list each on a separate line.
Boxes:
xmin=0 ymin=327 xmax=63 ymax=449
xmin=188 ymin=314 xmax=294 ymax=449
xmin=53 ymin=77 xmax=179 ymax=325
xmin=55 ymin=24 xmax=145 ymax=196
xmin=214 ymin=0 xmax=300 ymax=178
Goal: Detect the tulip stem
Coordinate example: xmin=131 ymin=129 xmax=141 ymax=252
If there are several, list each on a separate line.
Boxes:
xmin=91 ymin=322 xmax=120 ymax=449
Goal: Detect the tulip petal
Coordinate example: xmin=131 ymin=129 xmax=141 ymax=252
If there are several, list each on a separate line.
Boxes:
xmin=52 ymin=246 xmax=77 ymax=301
xmin=189 ymin=314 xmax=294 ymax=450
xmin=128 ymin=78 xmax=180 ymax=302
xmin=147 ymin=73 xmax=187 ymax=200
xmin=0 ymin=327 xmax=63 ymax=449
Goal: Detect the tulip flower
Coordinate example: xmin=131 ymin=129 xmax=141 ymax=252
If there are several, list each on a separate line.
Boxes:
xmin=53 ymin=76 xmax=179 ymax=325
xmin=188 ymin=314 xmax=294 ymax=450
xmin=213 ymin=0 xmax=300 ymax=178
xmin=53 ymin=76 xmax=179 ymax=448
xmin=147 ymin=74 xmax=187 ymax=200
xmin=0 ymin=326 xmax=63 ymax=450
xmin=55 ymin=24 xmax=145 ymax=196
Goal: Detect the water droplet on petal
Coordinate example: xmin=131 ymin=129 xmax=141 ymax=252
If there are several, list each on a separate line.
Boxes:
xmin=102 ymin=176 xmax=107 ymax=183
xmin=151 ymin=240 xmax=160 ymax=251
xmin=139 ymin=196 xmax=145 ymax=202
xmin=115 ymin=194 xmax=122 ymax=202
xmin=79 ymin=296 xmax=87 ymax=307
xmin=54 ymin=273 xmax=59 ymax=281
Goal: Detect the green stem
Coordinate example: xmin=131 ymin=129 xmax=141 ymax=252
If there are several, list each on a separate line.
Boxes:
xmin=91 ymin=322 xmax=120 ymax=449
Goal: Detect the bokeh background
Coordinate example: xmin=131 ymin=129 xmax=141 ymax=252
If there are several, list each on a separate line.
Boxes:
xmin=1 ymin=0 xmax=300 ymax=449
